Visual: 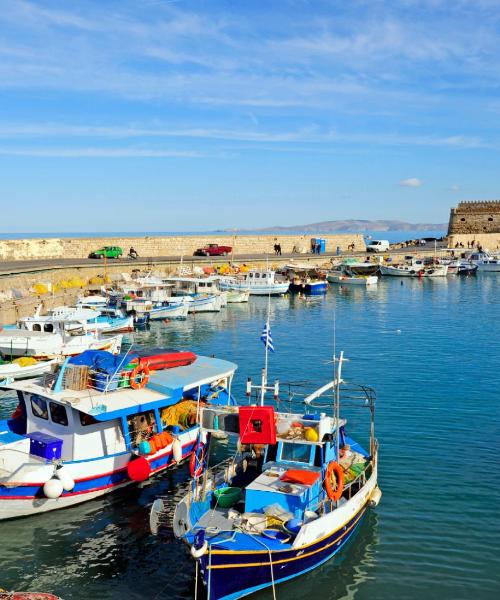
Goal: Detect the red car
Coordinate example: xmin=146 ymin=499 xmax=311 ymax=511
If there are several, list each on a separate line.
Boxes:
xmin=194 ymin=243 xmax=232 ymax=256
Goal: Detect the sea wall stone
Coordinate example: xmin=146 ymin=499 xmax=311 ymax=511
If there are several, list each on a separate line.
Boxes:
xmin=0 ymin=234 xmax=365 ymax=262
xmin=448 ymin=200 xmax=500 ymax=235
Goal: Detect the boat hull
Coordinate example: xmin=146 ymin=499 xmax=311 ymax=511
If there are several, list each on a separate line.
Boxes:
xmin=328 ymin=274 xmax=378 ymax=286
xmin=0 ymin=428 xmax=198 ymax=520
xmin=219 ymin=282 xmax=289 ymax=296
xmin=0 ymin=334 xmax=122 ymax=360
xmin=148 ymin=304 xmax=189 ymax=320
xmin=289 ymin=281 xmax=328 ymax=294
xmin=197 ymin=467 xmax=378 ymax=600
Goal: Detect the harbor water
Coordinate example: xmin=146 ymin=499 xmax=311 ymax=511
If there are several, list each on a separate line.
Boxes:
xmin=0 ymin=276 xmax=499 ymax=600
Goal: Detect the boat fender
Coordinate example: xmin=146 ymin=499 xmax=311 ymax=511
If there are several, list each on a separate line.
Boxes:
xmin=127 ymin=456 xmax=152 ymax=482
xmin=11 ymin=404 xmax=23 ymax=420
xmin=190 ymin=540 xmax=208 ymax=558
xmin=172 ymin=438 xmax=183 ymax=463
xmin=43 ymin=477 xmax=64 ymax=499
xmin=325 ymin=461 xmax=344 ymax=502
xmin=55 ymin=465 xmax=75 ymax=491
xmin=369 ymin=485 xmax=383 ymax=507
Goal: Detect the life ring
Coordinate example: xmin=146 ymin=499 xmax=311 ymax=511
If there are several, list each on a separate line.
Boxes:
xmin=189 ymin=441 xmax=207 ymax=478
xmin=130 ymin=364 xmax=150 ymax=389
xmin=190 ymin=540 xmax=208 ymax=558
xmin=325 ymin=461 xmax=344 ymax=502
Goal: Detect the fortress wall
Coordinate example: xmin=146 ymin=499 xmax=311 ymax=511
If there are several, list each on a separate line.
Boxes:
xmin=0 ymin=233 xmax=366 ymax=261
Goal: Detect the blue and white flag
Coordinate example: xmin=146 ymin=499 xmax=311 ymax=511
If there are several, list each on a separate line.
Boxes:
xmin=260 ymin=322 xmax=275 ymax=352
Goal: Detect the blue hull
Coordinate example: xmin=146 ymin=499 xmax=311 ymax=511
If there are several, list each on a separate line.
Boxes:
xmin=199 ymin=504 xmax=367 ymax=599
xmin=289 ymin=282 xmax=328 ymax=295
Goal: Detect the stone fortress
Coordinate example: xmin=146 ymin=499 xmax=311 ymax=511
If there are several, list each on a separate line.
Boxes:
xmin=447 ymin=200 xmax=500 ymax=249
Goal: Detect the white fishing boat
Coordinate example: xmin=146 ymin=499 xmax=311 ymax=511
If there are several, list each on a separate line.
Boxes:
xmin=47 ymin=305 xmax=134 ymax=334
xmin=0 ymin=313 xmax=122 ymax=359
xmin=0 ymin=349 xmax=237 ymax=519
xmin=467 ymin=251 xmax=500 ymax=272
xmin=165 ymin=276 xmax=229 ymax=307
xmin=327 ymin=271 xmax=378 ymax=286
xmin=219 ymin=270 xmax=289 ymax=296
xmin=0 ymin=357 xmax=58 ymax=384
xmin=379 ymin=263 xmax=448 ymax=277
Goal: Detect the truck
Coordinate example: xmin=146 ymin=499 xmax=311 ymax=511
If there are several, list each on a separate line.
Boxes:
xmin=194 ymin=243 xmax=232 ymax=257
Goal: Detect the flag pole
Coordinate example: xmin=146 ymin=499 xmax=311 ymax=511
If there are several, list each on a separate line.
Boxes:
xmin=261 ymin=290 xmax=272 ymax=406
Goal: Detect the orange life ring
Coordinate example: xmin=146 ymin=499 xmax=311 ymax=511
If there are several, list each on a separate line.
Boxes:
xmin=189 ymin=441 xmax=206 ymax=478
xmin=325 ymin=461 xmax=344 ymax=501
xmin=130 ymin=364 xmax=150 ymax=389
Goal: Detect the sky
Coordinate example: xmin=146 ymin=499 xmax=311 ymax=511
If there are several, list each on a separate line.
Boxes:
xmin=1 ymin=0 xmax=499 ymax=233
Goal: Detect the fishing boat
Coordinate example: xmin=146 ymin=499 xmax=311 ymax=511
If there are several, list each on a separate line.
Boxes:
xmin=0 ymin=314 xmax=122 ymax=359
xmin=167 ymin=353 xmax=381 ymax=599
xmin=0 ymin=357 xmax=58 ymax=385
xmin=333 ymin=258 xmax=380 ymax=276
xmin=289 ymin=278 xmax=328 ymax=294
xmin=467 ymin=251 xmax=500 ymax=272
xmin=219 ymin=270 xmax=289 ymax=296
xmin=164 ymin=277 xmax=226 ymax=312
xmin=0 ymin=349 xmax=237 ymax=519
xmin=327 ymin=265 xmax=378 ymax=286
xmin=48 ymin=305 xmax=134 ymax=334
xmin=379 ymin=257 xmax=448 ymax=277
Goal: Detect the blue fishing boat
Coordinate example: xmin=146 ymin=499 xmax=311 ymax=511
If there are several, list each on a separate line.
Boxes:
xmin=167 ymin=352 xmax=381 ymax=599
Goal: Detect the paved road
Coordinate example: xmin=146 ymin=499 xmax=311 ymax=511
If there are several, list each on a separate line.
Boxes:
xmin=0 ymin=242 xmax=446 ymax=277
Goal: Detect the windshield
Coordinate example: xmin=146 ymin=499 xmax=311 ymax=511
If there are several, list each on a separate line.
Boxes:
xmin=280 ymin=442 xmax=311 ymax=464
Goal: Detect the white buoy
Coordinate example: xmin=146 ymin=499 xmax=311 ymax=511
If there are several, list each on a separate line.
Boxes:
xmin=172 ymin=438 xmax=182 ymax=462
xmin=55 ymin=466 xmax=75 ymax=491
xmin=43 ymin=478 xmax=64 ymax=499
xmin=396 ymin=329 xmax=402 ymax=334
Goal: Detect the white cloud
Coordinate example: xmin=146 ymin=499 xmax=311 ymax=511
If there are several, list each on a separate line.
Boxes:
xmin=450 ymin=184 xmax=460 ymax=192
xmin=399 ymin=178 xmax=423 ymax=187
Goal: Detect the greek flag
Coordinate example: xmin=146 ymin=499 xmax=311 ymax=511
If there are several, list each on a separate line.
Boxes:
xmin=260 ymin=322 xmax=275 ymax=352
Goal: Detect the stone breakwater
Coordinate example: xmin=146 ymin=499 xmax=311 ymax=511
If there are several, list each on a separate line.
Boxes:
xmin=0 ymin=233 xmax=365 ymax=261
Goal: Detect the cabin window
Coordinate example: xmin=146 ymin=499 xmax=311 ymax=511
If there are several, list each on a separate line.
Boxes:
xmin=49 ymin=402 xmax=68 ymax=426
xmin=127 ymin=410 xmax=157 ymax=446
xmin=280 ymin=442 xmax=311 ymax=464
xmin=31 ymin=395 xmax=48 ymax=420
xmin=33 ymin=324 xmax=41 ymax=331
xmin=44 ymin=323 xmax=54 ymax=333
xmin=80 ymin=412 xmax=98 ymax=426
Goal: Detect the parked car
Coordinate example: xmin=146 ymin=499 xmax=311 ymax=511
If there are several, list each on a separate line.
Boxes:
xmin=194 ymin=243 xmax=232 ymax=257
xmin=88 ymin=246 xmax=123 ymax=259
xmin=366 ymin=240 xmax=390 ymax=253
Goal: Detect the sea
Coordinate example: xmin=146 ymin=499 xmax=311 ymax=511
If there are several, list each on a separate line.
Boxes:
xmin=0 ymin=274 xmax=499 ymax=600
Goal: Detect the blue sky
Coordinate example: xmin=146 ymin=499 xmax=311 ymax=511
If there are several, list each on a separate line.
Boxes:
xmin=1 ymin=0 xmax=499 ymax=232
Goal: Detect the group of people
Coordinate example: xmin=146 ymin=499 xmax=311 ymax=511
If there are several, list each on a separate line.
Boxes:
xmin=273 ymin=243 xmax=282 ymax=255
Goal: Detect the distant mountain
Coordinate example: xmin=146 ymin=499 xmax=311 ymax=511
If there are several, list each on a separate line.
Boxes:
xmin=225 ymin=220 xmax=447 ymax=233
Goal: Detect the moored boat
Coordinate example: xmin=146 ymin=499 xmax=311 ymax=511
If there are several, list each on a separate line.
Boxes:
xmin=168 ymin=353 xmax=380 ymax=599
xmin=219 ymin=270 xmax=289 ymax=296
xmin=0 ymin=357 xmax=58 ymax=385
xmin=0 ymin=349 xmax=237 ymax=519
xmin=467 ymin=251 xmax=500 ymax=272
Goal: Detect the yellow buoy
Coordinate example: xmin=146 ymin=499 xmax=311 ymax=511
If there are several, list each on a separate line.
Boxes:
xmin=304 ymin=427 xmax=319 ymax=442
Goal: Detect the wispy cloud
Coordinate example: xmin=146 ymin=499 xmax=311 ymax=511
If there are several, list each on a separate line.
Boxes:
xmin=0 ymin=147 xmax=202 ymax=158
xmin=400 ymin=178 xmax=423 ymax=188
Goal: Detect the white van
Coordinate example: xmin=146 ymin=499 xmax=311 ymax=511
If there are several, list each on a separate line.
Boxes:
xmin=366 ymin=240 xmax=390 ymax=253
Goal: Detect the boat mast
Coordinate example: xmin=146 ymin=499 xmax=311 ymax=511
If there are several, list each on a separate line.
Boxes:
xmin=334 ymin=351 xmax=344 ymax=462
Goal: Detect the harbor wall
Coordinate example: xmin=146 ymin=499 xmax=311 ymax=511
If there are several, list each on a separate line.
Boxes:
xmin=0 ymin=233 xmax=365 ymax=261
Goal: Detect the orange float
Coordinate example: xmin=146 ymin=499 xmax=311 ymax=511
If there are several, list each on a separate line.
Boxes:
xmin=325 ymin=461 xmax=344 ymax=501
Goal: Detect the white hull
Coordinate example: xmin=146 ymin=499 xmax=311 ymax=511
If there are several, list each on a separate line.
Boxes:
xmin=327 ymin=273 xmax=378 ymax=286
xmin=380 ymin=264 xmax=448 ymax=277
xmin=0 ymin=359 xmax=58 ymax=382
xmin=0 ymin=332 xmax=122 ymax=359
xmin=226 ymin=290 xmax=250 ymax=303
xmin=149 ymin=304 xmax=189 ymax=320
xmin=188 ymin=295 xmax=223 ymax=313
xmin=219 ymin=282 xmax=289 ymax=295
xmin=0 ymin=428 xmax=198 ymax=520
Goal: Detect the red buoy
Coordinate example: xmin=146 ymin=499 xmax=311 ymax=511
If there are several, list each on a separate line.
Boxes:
xmin=127 ymin=456 xmax=151 ymax=482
